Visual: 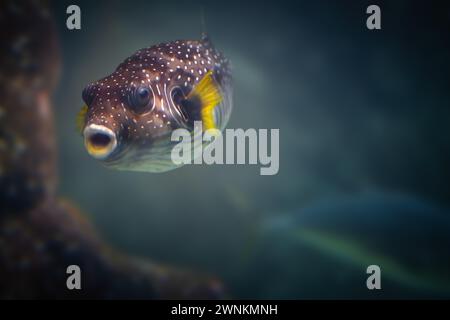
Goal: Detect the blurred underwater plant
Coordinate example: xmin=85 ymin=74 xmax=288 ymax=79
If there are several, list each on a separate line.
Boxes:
xmin=234 ymin=192 xmax=450 ymax=299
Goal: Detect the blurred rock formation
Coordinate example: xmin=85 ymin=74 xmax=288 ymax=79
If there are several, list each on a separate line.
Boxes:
xmin=0 ymin=0 xmax=222 ymax=299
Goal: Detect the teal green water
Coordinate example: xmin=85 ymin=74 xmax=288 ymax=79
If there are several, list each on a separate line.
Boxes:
xmin=51 ymin=0 xmax=450 ymax=298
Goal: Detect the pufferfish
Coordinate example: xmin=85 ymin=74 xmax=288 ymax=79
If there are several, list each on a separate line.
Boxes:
xmin=77 ymin=34 xmax=232 ymax=172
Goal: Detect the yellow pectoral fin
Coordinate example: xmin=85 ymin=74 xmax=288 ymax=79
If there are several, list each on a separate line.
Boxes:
xmin=187 ymin=70 xmax=222 ymax=131
xmin=76 ymin=104 xmax=88 ymax=134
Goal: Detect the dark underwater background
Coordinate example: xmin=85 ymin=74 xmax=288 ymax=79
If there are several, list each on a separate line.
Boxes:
xmin=44 ymin=0 xmax=450 ymax=298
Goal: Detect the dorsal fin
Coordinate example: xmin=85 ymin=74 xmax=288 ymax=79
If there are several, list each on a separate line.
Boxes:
xmin=200 ymin=7 xmax=213 ymax=48
xmin=201 ymin=32 xmax=213 ymax=49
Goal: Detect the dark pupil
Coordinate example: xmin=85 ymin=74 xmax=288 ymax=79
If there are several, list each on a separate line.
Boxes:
xmin=129 ymin=86 xmax=152 ymax=113
xmin=138 ymin=87 xmax=149 ymax=100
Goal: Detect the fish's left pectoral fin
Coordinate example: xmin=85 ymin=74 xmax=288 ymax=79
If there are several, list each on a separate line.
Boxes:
xmin=186 ymin=70 xmax=222 ymax=131
xmin=76 ymin=104 xmax=88 ymax=134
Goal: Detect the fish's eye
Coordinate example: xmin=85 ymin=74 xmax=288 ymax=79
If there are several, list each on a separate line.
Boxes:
xmin=82 ymin=85 xmax=95 ymax=105
xmin=128 ymin=86 xmax=154 ymax=114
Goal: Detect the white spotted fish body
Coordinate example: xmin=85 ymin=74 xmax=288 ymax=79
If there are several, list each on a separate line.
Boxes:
xmin=78 ymin=35 xmax=232 ymax=172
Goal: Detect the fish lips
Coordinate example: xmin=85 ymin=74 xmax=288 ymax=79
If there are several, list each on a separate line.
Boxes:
xmin=83 ymin=124 xmax=122 ymax=161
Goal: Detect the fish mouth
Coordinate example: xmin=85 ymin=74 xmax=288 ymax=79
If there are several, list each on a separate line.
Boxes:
xmin=83 ymin=124 xmax=117 ymax=160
